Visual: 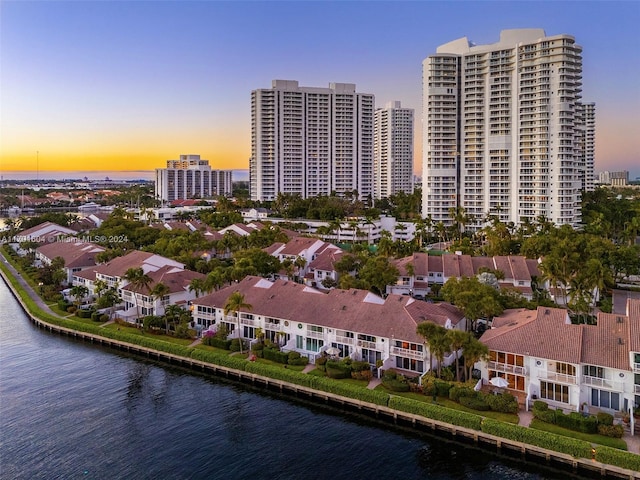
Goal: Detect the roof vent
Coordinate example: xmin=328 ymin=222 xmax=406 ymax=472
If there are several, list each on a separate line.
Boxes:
xmin=544 ymin=309 xmax=550 ymax=315
xmin=269 ymin=295 xmax=275 ymax=299
xmin=352 ymin=290 xmax=357 ymax=295
xmin=341 ymin=305 xmax=346 ymax=310
xmin=616 ymin=316 xmax=624 ymax=323
xmin=618 ymin=338 xmax=624 ymax=345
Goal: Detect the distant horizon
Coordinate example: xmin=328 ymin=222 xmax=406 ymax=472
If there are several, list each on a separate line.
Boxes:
xmin=0 ymin=169 xmax=250 ymax=182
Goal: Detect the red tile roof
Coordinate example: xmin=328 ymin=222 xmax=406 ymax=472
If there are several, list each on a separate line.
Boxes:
xmin=193 ymin=276 xmax=464 ymax=343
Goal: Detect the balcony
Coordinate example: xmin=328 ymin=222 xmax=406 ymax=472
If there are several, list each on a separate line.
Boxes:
xmin=357 ymin=340 xmax=377 ymax=350
xmin=634 ymin=362 xmax=640 ymax=373
xmin=582 ymin=376 xmax=623 ymax=391
xmin=635 ymin=384 xmax=640 ymax=394
xmin=306 ymin=329 xmax=324 ymax=339
xmin=539 ymin=370 xmax=577 ymax=384
xmin=488 ymin=361 xmax=527 ymax=376
xmin=391 ymin=346 xmax=424 ymax=361
xmin=335 ymin=335 xmax=355 ymax=345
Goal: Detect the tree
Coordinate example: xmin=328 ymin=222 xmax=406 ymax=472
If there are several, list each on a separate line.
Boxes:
xmin=97 ymin=287 xmax=120 ymax=319
xmin=446 ymin=329 xmax=468 ymax=382
xmin=462 ymin=333 xmax=489 ymax=381
xmin=163 ymin=304 xmax=185 ymax=334
xmin=441 ymin=276 xmax=503 ymax=332
xmin=417 ymin=322 xmax=441 ymax=375
xmin=149 ymin=282 xmax=170 ymax=317
xmin=224 ymin=291 xmax=252 ymax=356
xmin=429 ymin=326 xmax=451 ymax=378
xmin=188 ymin=278 xmax=206 ymax=298
xmin=358 ymin=256 xmax=399 ymax=298
xmin=123 ymin=267 xmax=152 ymax=321
xmin=69 ymin=285 xmax=89 ymax=310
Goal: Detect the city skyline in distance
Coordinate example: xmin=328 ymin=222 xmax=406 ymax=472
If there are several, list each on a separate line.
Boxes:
xmin=1 ymin=1 xmax=639 ymax=178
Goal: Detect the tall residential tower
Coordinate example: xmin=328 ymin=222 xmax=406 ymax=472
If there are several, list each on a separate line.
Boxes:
xmin=250 ymin=80 xmax=374 ymax=201
xmin=422 ymin=29 xmax=594 ymax=229
xmin=155 ymin=154 xmax=233 ymax=204
xmin=374 ymin=101 xmax=414 ymax=199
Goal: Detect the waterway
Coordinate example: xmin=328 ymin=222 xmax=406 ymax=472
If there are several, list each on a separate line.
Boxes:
xmin=0 ymin=280 xmax=579 ymax=479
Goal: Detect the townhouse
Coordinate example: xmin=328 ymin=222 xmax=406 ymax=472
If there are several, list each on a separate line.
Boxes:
xmin=191 ymin=276 xmax=466 ymax=376
xmin=36 ymin=241 xmax=105 ymax=285
xmin=477 ymin=299 xmax=640 ymax=419
xmin=13 ymin=221 xmax=76 ymax=244
xmin=119 ymin=265 xmax=205 ymax=319
xmin=387 ymin=252 xmax=541 ymax=299
xmin=266 ymin=237 xmax=341 ymax=281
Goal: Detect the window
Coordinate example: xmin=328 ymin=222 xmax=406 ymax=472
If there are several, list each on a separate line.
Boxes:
xmin=583 ymin=365 xmax=604 ymax=378
xmin=305 ymin=338 xmax=324 ymax=352
xmin=396 ymin=357 xmax=424 ymax=372
xmin=591 ymin=389 xmax=620 ymax=410
xmin=540 ymin=381 xmax=569 ymax=403
xmin=358 ymin=334 xmax=376 ymax=342
xmin=296 ymin=335 xmax=304 ymax=349
xmin=555 ymin=362 xmax=575 ymax=376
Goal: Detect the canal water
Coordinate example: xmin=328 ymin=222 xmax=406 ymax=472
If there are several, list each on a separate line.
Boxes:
xmin=0 ymin=280 xmax=577 ymax=479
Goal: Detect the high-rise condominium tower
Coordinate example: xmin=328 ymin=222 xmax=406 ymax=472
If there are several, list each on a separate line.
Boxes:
xmin=374 ymin=101 xmax=414 ymax=199
xmin=155 ymin=154 xmax=233 ymax=204
xmin=422 ymin=29 xmax=594 ymax=229
xmin=577 ymin=102 xmax=596 ymax=192
xmin=250 ymin=80 xmax=374 ymax=201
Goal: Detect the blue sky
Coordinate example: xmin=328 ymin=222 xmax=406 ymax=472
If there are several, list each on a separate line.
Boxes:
xmin=1 ymin=1 xmax=639 ymax=178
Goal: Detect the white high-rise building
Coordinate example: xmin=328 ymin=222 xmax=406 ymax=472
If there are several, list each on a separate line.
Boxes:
xmin=155 ymin=154 xmax=233 ymax=204
xmin=250 ymin=80 xmax=374 ymax=202
xmin=374 ymin=101 xmax=414 ymax=199
xmin=577 ymin=102 xmax=596 ymax=192
xmin=422 ymin=29 xmax=591 ymax=229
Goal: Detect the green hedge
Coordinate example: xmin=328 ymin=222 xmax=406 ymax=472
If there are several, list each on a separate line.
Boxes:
xmin=389 ymin=396 xmax=483 ymax=431
xmin=481 ymin=418 xmax=592 ymax=458
xmin=594 ymin=445 xmax=640 ymax=471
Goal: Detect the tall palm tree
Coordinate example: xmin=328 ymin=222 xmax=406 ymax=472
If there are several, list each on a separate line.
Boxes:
xmin=149 ymin=282 xmax=170 ymax=317
xmin=416 ymin=322 xmax=441 ymax=374
xmin=188 ymin=277 xmax=205 ymax=298
xmin=224 ymin=291 xmax=252 ymax=355
xmin=69 ymin=285 xmax=89 ymax=310
xmin=446 ymin=329 xmax=468 ymax=382
xmin=124 ymin=267 xmax=152 ymax=321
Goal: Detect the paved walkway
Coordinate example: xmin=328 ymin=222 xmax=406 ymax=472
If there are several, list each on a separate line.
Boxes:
xmin=1 ymin=252 xmax=59 ymax=316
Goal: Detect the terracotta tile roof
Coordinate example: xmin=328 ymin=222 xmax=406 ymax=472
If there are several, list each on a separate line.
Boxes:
xmin=428 ymin=255 xmax=443 ymax=274
xmin=627 ymin=298 xmax=640 ymax=352
xmin=121 ymin=265 xmax=206 ymax=295
xmin=16 ymin=222 xmax=76 ymax=242
xmin=308 ymin=248 xmax=344 ymax=272
xmin=412 ymin=253 xmax=429 ymax=276
xmin=263 ymin=243 xmax=284 ymax=255
xmin=279 ymin=237 xmax=322 ymax=256
xmin=442 ymin=254 xmax=474 ymax=277
xmin=480 ymin=307 xmax=583 ymax=364
xmin=526 ymin=259 xmax=542 ymax=278
xmin=471 ymin=256 xmax=494 ymax=273
xmin=37 ymin=241 xmax=105 ymax=269
xmin=93 ymin=250 xmax=155 ymax=278
xmin=391 ymin=256 xmax=413 ymax=276
xmin=582 ymin=313 xmax=631 ymax=371
xmin=193 ymin=276 xmax=464 ymax=343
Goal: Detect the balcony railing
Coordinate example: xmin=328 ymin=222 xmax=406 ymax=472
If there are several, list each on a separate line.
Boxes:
xmin=539 ymin=371 xmax=577 ymax=384
xmin=391 ymin=346 xmax=424 ymax=361
xmin=582 ymin=375 xmax=623 ymax=391
xmin=488 ymin=361 xmax=527 ymax=376
xmin=634 ymin=384 xmax=640 ymax=394
xmin=334 ymin=335 xmax=355 ymax=345
xmin=357 ymin=340 xmax=377 ymax=350
xmin=634 ymin=362 xmax=640 ymax=373
xmin=306 ymin=330 xmax=324 ymax=339
xmin=240 ymin=317 xmax=258 ymax=327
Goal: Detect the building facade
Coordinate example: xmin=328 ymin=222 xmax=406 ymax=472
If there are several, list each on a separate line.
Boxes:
xmin=576 ymin=102 xmax=596 ymax=192
xmin=155 ymin=154 xmax=233 ymax=204
xmin=422 ymin=29 xmax=593 ymax=230
xmin=374 ymin=101 xmax=414 ymax=199
xmin=250 ymin=80 xmax=374 ymax=201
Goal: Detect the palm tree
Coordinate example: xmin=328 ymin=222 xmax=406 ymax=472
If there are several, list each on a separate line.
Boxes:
xmin=124 ymin=267 xmax=152 ymax=321
xmin=446 ymin=329 xmax=468 ymax=382
xmin=416 ymin=322 xmax=441 ymax=374
xmin=223 ymin=291 xmax=252 ymax=356
xmin=69 ymin=285 xmax=89 ymax=310
xmin=94 ymin=279 xmax=108 ymax=302
xmin=163 ymin=304 xmax=185 ymax=334
xmin=188 ymin=277 xmax=205 ymax=298
xmin=462 ymin=333 xmax=489 ymax=382
xmin=149 ymin=282 xmax=170 ymax=317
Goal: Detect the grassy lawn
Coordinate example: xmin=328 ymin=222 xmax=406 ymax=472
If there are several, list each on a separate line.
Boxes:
xmin=253 ymin=357 xmax=307 ymax=372
xmin=374 ymin=387 xmax=520 ymax=424
xmin=101 ymin=322 xmax=195 ymax=346
xmin=530 ymin=419 xmax=628 ymax=450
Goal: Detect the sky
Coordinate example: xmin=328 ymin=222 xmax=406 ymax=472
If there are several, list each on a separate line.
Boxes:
xmin=1 ymin=1 xmax=639 ymax=179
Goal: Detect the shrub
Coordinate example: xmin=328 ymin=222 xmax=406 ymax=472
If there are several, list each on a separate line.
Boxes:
xmin=351 ymin=369 xmax=372 ymax=381
xmin=459 ymin=395 xmax=490 ymax=411
xmin=315 ymin=356 xmax=328 ymax=370
xmin=485 ymin=393 xmax=519 ymax=414
xmin=434 ymin=380 xmax=452 ymax=397
xmin=532 ymin=400 xmax=549 ymax=411
xmin=595 ymin=445 xmax=640 ymax=471
xmin=67 ymin=306 xmax=77 ymax=314
xmin=262 ymin=347 xmax=289 ymax=364
xmin=350 ymin=360 xmax=370 ymax=372
xmin=202 ymin=335 xmax=232 ymax=349
xmin=287 ymin=351 xmax=308 ymax=366
xmin=481 ymin=418 xmax=592 ymax=458
xmin=597 ymin=424 xmax=624 ymax=438
xmin=596 ymin=412 xmax=614 ymax=426
xmin=449 ymin=385 xmax=476 ymax=402
xmin=388 ymin=396 xmax=483 ymax=430
xmin=381 ymin=369 xmax=410 ymax=392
